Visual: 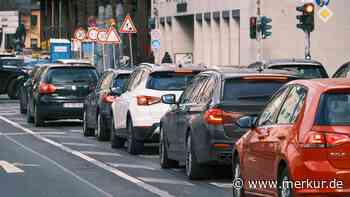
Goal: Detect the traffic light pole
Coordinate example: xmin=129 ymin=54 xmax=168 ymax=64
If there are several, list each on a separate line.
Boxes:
xmin=256 ymin=0 xmax=263 ymax=62
xmin=305 ymin=31 xmax=311 ymax=59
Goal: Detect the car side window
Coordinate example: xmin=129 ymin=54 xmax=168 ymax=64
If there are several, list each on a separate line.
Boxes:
xmin=179 ymin=76 xmax=208 ymax=104
xmin=179 ymin=79 xmax=198 ymax=104
xmin=334 ymin=65 xmax=349 ymax=78
xmin=96 ymin=73 xmax=108 ymax=90
xmin=126 ymin=70 xmax=141 ymax=91
xmin=195 ymin=75 xmax=216 ymax=104
xmin=257 ymin=87 xmax=291 ymax=126
xmin=277 ymin=86 xmax=307 ymax=124
xmin=100 ymin=73 xmax=113 ymax=90
xmin=188 ymin=76 xmax=209 ymax=104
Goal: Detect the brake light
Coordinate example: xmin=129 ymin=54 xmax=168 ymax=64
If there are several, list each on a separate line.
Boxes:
xmin=203 ymin=108 xmax=242 ymax=125
xmin=304 ymin=132 xmax=350 ymax=148
xmin=102 ymin=95 xmax=116 ymax=104
xmin=39 ymin=82 xmax=57 ymax=94
xmin=137 ymin=96 xmax=161 ymax=106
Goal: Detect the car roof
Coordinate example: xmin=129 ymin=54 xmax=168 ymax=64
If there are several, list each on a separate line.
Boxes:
xmin=137 ymin=63 xmax=207 ymax=72
xmin=105 ymin=69 xmax=132 ymax=75
xmin=291 ymin=79 xmax=350 ymax=92
xmin=42 ymin=63 xmax=96 ymax=69
xmin=0 ymin=57 xmax=24 ymax=60
xmin=56 ymin=59 xmax=91 ymax=65
xmin=204 ymin=67 xmax=300 ymax=79
xmin=249 ymin=58 xmax=323 ymax=68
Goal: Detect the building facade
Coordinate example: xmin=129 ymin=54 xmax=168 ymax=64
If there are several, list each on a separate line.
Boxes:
xmin=154 ymin=0 xmax=350 ymax=74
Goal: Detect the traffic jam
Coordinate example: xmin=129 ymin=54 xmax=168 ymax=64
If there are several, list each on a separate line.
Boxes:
xmin=0 ymin=1 xmax=350 ymax=197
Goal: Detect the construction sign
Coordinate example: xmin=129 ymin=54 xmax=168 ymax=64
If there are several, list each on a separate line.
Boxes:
xmin=74 ymin=28 xmax=86 ymax=41
xmin=87 ymin=28 xmax=99 ymax=41
xmin=105 ymin=27 xmax=121 ymax=44
xmin=119 ymin=15 xmax=137 ymax=34
xmin=97 ymin=29 xmax=108 ymax=43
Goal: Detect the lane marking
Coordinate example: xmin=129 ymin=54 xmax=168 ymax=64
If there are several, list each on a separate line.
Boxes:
xmin=40 ymin=135 xmax=80 ymax=139
xmin=12 ymin=162 xmax=40 ymax=167
xmin=108 ymin=163 xmax=157 ymax=171
xmin=210 ymin=182 xmax=233 ymax=189
xmin=33 ymin=132 xmax=66 ymax=135
xmin=0 ymin=160 xmax=24 ymax=173
xmin=80 ymin=151 xmax=122 ymax=157
xmin=62 ymin=143 xmax=97 ymax=147
xmin=2 ymin=134 xmax=113 ymax=197
xmin=70 ymin=129 xmax=83 ymax=133
xmin=138 ymin=177 xmax=194 ymax=186
xmin=139 ymin=155 xmax=159 ymax=159
xmin=0 ymin=116 xmax=175 ymax=197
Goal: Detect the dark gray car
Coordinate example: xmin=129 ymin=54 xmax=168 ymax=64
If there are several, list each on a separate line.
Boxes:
xmin=159 ymin=68 xmax=300 ymax=180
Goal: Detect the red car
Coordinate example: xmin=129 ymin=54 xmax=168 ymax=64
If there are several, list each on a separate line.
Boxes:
xmin=233 ymin=79 xmax=350 ymax=197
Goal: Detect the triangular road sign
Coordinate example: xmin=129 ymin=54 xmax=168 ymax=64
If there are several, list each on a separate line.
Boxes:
xmin=106 ymin=28 xmax=121 ymax=43
xmin=119 ymin=15 xmax=138 ymax=34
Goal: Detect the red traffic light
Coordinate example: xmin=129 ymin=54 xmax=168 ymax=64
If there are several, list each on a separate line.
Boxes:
xmin=304 ymin=3 xmax=315 ymax=13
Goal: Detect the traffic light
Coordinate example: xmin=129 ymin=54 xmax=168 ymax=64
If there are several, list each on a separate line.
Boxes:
xmin=250 ymin=17 xmax=257 ymax=39
xmin=261 ymin=16 xmax=272 ymax=39
xmin=296 ymin=3 xmax=315 ymax=32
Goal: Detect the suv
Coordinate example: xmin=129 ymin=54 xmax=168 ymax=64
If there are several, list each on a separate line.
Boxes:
xmin=27 ymin=64 xmax=99 ymax=126
xmin=159 ymin=68 xmax=300 ymax=179
xmin=110 ymin=63 xmax=205 ymax=154
xmin=83 ymin=69 xmax=131 ymax=141
xmin=0 ymin=57 xmax=25 ymax=99
xmin=248 ymin=59 xmax=329 ymax=79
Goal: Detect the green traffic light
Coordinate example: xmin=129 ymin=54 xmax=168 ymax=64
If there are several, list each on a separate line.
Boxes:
xmin=261 ymin=16 xmax=272 ymax=39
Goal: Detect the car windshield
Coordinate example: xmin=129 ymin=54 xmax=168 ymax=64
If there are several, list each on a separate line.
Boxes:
xmin=316 ymin=93 xmax=350 ymax=125
xmin=113 ymin=74 xmax=130 ymax=89
xmin=0 ymin=59 xmax=24 ymax=67
xmin=146 ymin=71 xmax=197 ymax=91
xmin=223 ymin=78 xmax=286 ymax=102
xmin=47 ymin=67 xmax=98 ymax=84
xmin=270 ymin=65 xmax=327 ymax=78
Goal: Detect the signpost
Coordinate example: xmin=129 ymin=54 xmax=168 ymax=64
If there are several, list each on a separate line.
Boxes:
xmin=119 ymin=14 xmax=138 ymax=66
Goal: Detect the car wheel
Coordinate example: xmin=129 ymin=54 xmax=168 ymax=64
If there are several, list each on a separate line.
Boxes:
xmin=278 ymin=167 xmax=293 ymax=197
xmin=96 ymin=113 xmax=110 ymax=141
xmin=185 ymin=134 xmax=207 ymax=180
xmin=233 ymin=156 xmax=244 ymax=197
xmin=7 ymin=80 xmax=19 ymax=99
xmin=34 ymin=105 xmax=44 ymax=127
xmin=159 ymin=127 xmax=178 ymax=169
xmin=26 ymin=103 xmax=34 ymax=123
xmin=127 ymin=118 xmax=144 ymax=155
xmin=83 ymin=109 xmax=95 ymax=137
xmin=110 ymin=118 xmax=125 ymax=149
xmin=19 ymin=89 xmax=26 ymax=114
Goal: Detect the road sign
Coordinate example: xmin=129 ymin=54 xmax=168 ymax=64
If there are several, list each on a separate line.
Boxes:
xmin=106 ymin=27 xmax=121 ymax=44
xmin=151 ymin=40 xmax=161 ymax=51
xmin=74 ymin=28 xmax=86 ymax=41
xmin=151 ymin=29 xmax=161 ymax=40
xmin=97 ymin=29 xmax=108 ymax=43
xmin=87 ymin=28 xmax=99 ymax=41
xmin=119 ymin=15 xmax=137 ymax=34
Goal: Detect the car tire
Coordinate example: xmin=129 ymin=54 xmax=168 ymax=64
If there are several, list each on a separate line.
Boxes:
xmin=278 ymin=167 xmax=293 ymax=197
xmin=96 ymin=113 xmax=110 ymax=141
xmin=7 ymin=80 xmax=19 ymax=99
xmin=110 ymin=118 xmax=125 ymax=149
xmin=20 ymin=98 xmax=26 ymax=114
xmin=83 ymin=109 xmax=95 ymax=137
xmin=26 ymin=103 xmax=34 ymax=123
xmin=159 ymin=127 xmax=178 ymax=169
xmin=34 ymin=105 xmax=44 ymax=127
xmin=233 ymin=156 xmax=245 ymax=197
xmin=127 ymin=118 xmax=144 ymax=155
xmin=185 ymin=134 xmax=207 ymax=180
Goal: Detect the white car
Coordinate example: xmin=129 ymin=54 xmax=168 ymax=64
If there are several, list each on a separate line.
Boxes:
xmin=110 ymin=63 xmax=205 ymax=154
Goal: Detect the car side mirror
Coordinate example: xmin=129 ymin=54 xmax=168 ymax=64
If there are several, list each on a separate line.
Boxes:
xmin=111 ymin=87 xmax=123 ymax=96
xmin=235 ymin=115 xmax=257 ymax=129
xmin=161 ymin=94 xmax=177 ymax=105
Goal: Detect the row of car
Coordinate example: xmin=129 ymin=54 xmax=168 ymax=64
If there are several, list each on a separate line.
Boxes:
xmin=17 ymin=58 xmax=350 ymax=196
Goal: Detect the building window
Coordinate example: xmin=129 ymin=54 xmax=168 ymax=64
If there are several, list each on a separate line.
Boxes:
xmin=31 ymin=15 xmax=38 ymax=27
xmin=31 ymin=39 xmax=38 ymax=49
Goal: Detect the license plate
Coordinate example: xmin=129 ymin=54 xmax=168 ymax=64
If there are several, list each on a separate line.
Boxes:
xmin=63 ymin=103 xmax=83 ymax=108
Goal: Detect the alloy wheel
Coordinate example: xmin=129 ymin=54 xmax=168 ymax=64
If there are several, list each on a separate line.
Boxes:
xmin=233 ymin=161 xmax=242 ymax=197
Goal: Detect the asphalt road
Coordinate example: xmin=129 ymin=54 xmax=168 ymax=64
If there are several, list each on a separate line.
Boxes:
xmin=0 ymin=96 xmax=232 ymax=197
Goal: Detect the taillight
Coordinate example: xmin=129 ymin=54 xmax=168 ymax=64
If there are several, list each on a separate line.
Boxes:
xmin=137 ymin=96 xmax=161 ymax=106
xmin=102 ymin=95 xmax=117 ymax=104
xmin=304 ymin=132 xmax=350 ymax=148
xmin=203 ymin=108 xmax=242 ymax=125
xmin=39 ymin=82 xmax=57 ymax=94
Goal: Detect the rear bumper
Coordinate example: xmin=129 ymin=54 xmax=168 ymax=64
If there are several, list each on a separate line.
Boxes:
xmin=37 ymin=100 xmax=84 ymax=120
xmin=133 ymin=123 xmax=160 ymax=142
xmin=196 ymin=140 xmax=234 ymax=166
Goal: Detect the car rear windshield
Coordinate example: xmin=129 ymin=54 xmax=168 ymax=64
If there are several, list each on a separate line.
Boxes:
xmin=47 ymin=67 xmax=98 ymax=84
xmin=270 ymin=65 xmax=328 ymax=78
xmin=0 ymin=59 xmax=24 ymax=67
xmin=146 ymin=71 xmax=197 ymax=91
xmin=113 ymin=74 xmax=130 ymax=88
xmin=223 ymin=78 xmax=287 ymax=102
xmin=316 ymin=93 xmax=350 ymax=125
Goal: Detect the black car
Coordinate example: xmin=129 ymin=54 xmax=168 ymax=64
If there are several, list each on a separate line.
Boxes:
xmin=0 ymin=57 xmax=25 ymax=99
xmin=26 ymin=64 xmax=99 ymax=127
xmin=18 ymin=64 xmax=48 ymax=114
xmin=83 ymin=69 xmax=131 ymax=141
xmin=159 ymin=68 xmax=300 ymax=179
xmin=248 ymin=58 xmax=329 ymax=79
xmin=332 ymin=61 xmax=350 ymax=78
